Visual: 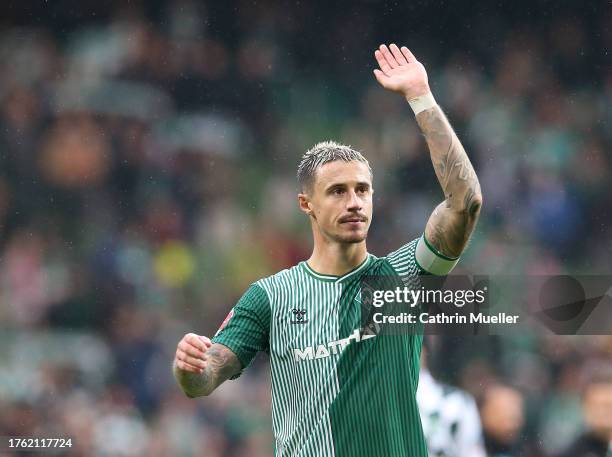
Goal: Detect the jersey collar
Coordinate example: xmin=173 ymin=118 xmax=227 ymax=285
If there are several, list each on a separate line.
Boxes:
xmin=301 ymin=254 xmax=372 ymax=283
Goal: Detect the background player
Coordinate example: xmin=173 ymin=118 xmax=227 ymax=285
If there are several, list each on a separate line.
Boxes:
xmin=417 ymin=341 xmax=487 ymax=457
xmin=555 ymin=360 xmax=612 ymax=457
xmin=174 ymin=43 xmax=482 ymax=456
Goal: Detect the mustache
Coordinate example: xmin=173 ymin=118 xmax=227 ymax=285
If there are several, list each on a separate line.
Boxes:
xmin=338 ymin=214 xmax=368 ymax=223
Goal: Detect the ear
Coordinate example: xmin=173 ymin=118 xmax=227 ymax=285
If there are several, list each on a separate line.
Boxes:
xmin=298 ymin=193 xmax=313 ymax=216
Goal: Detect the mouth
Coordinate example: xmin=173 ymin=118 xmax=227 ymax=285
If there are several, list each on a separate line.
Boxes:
xmin=339 ymin=217 xmax=367 ymax=224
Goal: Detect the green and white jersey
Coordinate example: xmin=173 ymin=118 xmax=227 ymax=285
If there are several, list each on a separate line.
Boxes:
xmin=212 ymin=235 xmax=459 ymax=457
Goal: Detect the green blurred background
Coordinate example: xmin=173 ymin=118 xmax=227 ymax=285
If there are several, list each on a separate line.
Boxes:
xmin=0 ymin=1 xmax=610 ymax=456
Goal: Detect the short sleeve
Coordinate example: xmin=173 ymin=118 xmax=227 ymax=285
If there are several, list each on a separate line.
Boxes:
xmin=387 ymin=235 xmax=459 ymax=276
xmin=211 ymin=283 xmax=271 ymax=378
xmin=386 ymin=237 xmax=423 ymax=277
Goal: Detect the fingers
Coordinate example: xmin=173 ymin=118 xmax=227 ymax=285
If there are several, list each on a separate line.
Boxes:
xmin=178 ymin=339 xmax=207 ymax=359
xmin=389 ymin=44 xmax=408 ymax=65
xmin=185 ymin=333 xmax=209 ymax=352
xmin=175 ymin=357 xmax=203 ymax=374
xmin=378 ymin=44 xmax=398 ymax=69
xmin=175 ymin=348 xmax=205 ymax=373
xmin=198 ymin=335 xmax=212 ymax=347
xmin=180 ymin=353 xmax=206 ymax=370
xmin=175 ymin=333 xmax=210 ymax=374
xmin=175 ymin=341 xmax=206 ymax=373
xmin=400 ymin=46 xmax=416 ymax=63
xmin=373 ymin=69 xmax=390 ymax=87
xmin=374 ymin=49 xmax=392 ymax=75
xmin=374 ymin=44 xmax=417 ymax=67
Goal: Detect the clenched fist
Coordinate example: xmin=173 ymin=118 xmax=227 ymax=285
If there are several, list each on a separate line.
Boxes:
xmin=373 ymin=44 xmax=430 ymax=100
xmin=174 ymin=333 xmax=212 ymax=374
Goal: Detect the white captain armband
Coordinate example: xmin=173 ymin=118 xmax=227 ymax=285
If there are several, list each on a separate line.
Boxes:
xmin=415 ymin=234 xmax=459 ymax=275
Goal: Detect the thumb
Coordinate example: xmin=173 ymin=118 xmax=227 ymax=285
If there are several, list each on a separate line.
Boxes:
xmin=373 ymin=69 xmax=389 ymax=87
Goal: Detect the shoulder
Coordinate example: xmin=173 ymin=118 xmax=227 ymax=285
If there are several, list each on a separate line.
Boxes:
xmin=381 ymin=237 xmax=424 ymax=277
xmin=385 ymin=238 xmax=420 ymax=268
xmin=253 ymin=263 xmax=305 ymax=297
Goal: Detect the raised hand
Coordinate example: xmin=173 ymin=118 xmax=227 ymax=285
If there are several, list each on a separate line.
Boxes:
xmin=373 ymin=44 xmax=430 ymax=100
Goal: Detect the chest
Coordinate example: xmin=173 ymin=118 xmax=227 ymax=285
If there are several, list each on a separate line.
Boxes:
xmin=268 ymin=282 xmax=364 ymax=358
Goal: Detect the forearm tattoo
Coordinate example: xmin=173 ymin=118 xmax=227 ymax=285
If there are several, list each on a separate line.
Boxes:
xmin=416 ymin=106 xmax=482 ymax=258
xmin=176 ymin=343 xmax=242 ymax=397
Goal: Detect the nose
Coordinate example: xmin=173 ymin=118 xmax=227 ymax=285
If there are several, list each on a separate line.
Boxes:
xmin=346 ymin=189 xmax=362 ymax=211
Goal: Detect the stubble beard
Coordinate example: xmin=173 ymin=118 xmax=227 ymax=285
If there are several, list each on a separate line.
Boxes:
xmin=333 ymin=227 xmax=368 ymax=244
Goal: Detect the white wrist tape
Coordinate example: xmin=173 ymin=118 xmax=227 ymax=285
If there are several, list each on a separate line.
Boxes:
xmin=407 ymin=92 xmax=437 ymax=115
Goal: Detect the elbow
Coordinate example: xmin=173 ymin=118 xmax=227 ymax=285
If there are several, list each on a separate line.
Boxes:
xmin=469 ymin=193 xmax=483 ymax=219
xmin=183 ymin=387 xmax=200 ymax=398
xmin=182 ymin=386 xmax=213 ymax=398
xmin=173 ymin=365 xmax=215 ymax=398
xmin=184 ymin=390 xmax=202 ymax=399
xmin=463 ymin=182 xmax=482 ymax=218
xmin=198 ymin=387 xmax=215 ymax=397
xmin=451 ymin=189 xmax=482 ymax=219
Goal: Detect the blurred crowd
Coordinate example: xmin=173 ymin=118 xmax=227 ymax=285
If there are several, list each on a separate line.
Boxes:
xmin=0 ymin=1 xmax=610 ymax=456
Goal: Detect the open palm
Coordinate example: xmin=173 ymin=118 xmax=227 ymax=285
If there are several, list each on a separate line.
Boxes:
xmin=373 ymin=44 xmax=430 ymax=100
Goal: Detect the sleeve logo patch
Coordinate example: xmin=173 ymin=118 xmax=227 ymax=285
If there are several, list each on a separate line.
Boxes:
xmin=215 ymin=308 xmax=235 ymax=336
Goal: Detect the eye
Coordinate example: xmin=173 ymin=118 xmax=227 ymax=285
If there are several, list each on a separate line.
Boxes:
xmin=332 ymin=187 xmax=344 ymax=195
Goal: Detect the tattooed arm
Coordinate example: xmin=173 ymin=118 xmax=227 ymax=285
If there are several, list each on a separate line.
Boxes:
xmin=417 ymin=106 xmax=482 ymax=257
xmin=173 ymin=333 xmax=242 ymax=397
xmin=373 ymin=43 xmax=482 ymax=258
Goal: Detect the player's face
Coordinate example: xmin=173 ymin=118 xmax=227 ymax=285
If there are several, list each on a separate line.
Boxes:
xmin=303 ymin=160 xmax=373 ymax=244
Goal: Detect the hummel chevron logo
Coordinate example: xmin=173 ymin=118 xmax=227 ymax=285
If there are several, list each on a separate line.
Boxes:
xmin=291 ymin=308 xmax=308 ymax=324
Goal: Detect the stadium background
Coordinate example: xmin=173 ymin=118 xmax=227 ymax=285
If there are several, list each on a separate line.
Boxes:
xmin=0 ymin=1 xmax=609 ymax=456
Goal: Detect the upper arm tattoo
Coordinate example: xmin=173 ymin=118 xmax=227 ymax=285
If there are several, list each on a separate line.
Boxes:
xmin=416 ymin=106 xmax=482 ymax=258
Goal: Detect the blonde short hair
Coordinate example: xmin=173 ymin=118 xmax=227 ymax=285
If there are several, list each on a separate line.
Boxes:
xmin=296 ymin=140 xmax=372 ymax=191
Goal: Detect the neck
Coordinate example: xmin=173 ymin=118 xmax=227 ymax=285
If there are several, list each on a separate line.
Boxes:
xmin=307 ymin=237 xmax=368 ymax=277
